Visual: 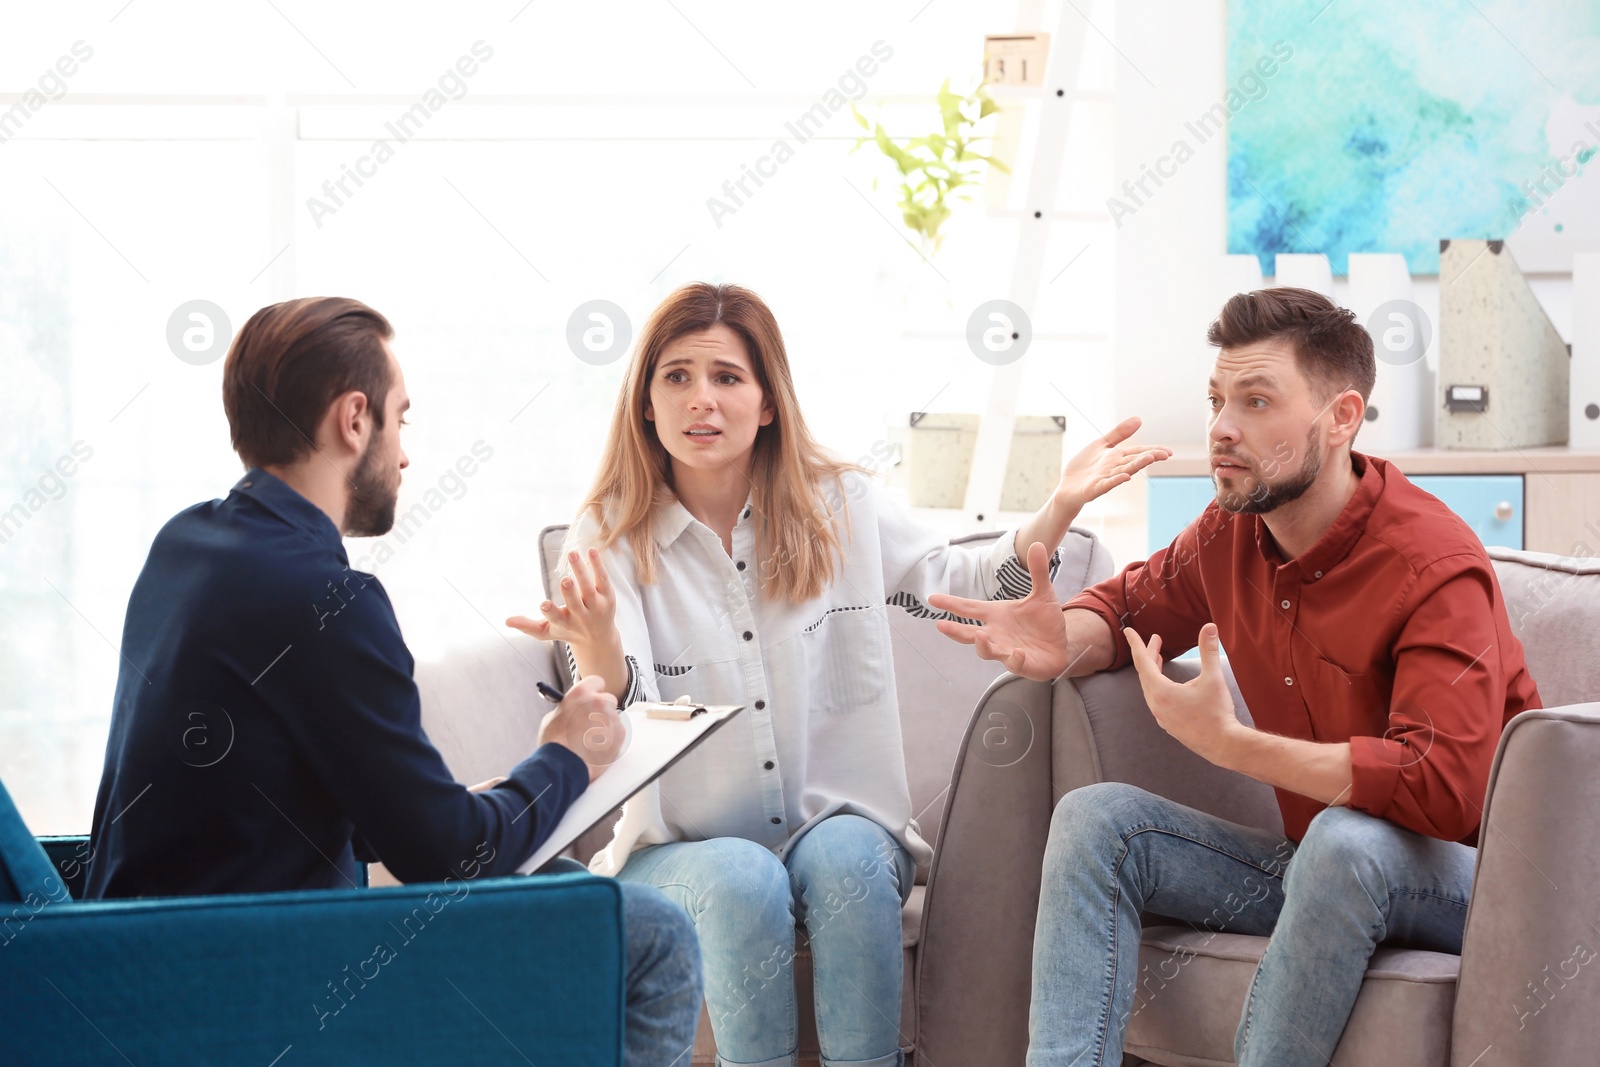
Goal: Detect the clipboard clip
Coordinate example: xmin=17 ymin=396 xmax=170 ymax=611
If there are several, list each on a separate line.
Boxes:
xmin=644 ymin=696 xmax=709 ymax=721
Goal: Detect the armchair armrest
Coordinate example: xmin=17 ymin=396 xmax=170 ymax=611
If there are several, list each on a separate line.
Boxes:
xmin=1453 ymin=702 xmax=1600 ymax=1063
xmin=33 ymin=836 xmax=371 ymax=899
xmin=2 ymin=872 xmax=625 ymax=1066
xmin=915 ymin=662 xmax=1281 ymax=1067
xmin=36 ymin=837 xmax=93 ymax=900
xmin=915 ymin=673 xmax=1054 ymax=1067
xmin=1064 ymin=663 xmax=1282 ymax=835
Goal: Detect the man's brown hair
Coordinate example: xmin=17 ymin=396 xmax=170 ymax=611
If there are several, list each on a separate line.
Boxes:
xmin=1206 ymin=287 xmax=1375 ymax=403
xmin=222 ymin=297 xmax=394 ymax=468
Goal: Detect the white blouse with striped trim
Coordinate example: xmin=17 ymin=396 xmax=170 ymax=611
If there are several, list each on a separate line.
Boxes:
xmin=558 ymin=471 xmax=1058 ymax=876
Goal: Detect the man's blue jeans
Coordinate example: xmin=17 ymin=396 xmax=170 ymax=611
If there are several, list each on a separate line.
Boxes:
xmin=541 ymin=858 xmax=704 ymax=1066
xmin=1028 ymin=783 xmax=1476 ymax=1067
xmin=616 ymin=814 xmax=915 ymax=1067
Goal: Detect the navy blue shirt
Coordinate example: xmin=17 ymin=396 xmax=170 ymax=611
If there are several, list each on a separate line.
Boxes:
xmin=85 ymin=470 xmax=586 ymax=898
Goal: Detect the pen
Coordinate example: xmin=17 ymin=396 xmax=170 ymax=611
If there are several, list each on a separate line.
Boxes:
xmin=536 ymin=680 xmax=566 ymax=705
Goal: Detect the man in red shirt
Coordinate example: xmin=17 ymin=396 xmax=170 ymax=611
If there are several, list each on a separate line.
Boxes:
xmin=931 ymin=287 xmax=1540 ymax=1066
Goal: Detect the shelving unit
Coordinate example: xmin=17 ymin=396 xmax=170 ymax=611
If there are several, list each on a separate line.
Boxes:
xmin=1148 ymin=446 xmax=1600 ymax=556
xmin=944 ymin=4 xmax=1093 ymax=533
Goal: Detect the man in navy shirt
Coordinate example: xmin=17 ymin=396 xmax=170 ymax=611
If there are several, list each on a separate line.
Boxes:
xmin=84 ymin=297 xmax=702 ymax=1064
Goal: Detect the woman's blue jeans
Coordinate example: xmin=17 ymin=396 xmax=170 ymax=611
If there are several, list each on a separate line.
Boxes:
xmin=617 ymin=813 xmax=914 ymax=1067
xmin=1027 ymin=782 xmax=1476 ymax=1067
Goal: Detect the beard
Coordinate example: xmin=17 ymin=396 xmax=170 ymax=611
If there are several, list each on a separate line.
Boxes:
xmin=1214 ymin=427 xmax=1321 ymax=515
xmin=344 ymin=435 xmax=399 ymax=537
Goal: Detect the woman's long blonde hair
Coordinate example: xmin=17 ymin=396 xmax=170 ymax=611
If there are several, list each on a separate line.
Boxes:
xmin=580 ymin=282 xmax=859 ymax=603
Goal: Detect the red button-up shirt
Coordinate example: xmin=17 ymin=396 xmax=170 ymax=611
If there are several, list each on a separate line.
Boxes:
xmin=1066 ymin=452 xmax=1541 ymax=844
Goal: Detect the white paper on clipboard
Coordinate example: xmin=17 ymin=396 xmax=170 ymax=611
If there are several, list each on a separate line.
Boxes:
xmin=516 ymin=702 xmax=745 ymax=874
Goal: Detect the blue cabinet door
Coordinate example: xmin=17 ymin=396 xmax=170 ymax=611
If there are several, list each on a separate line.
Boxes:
xmin=1409 ymin=475 xmax=1523 ymax=549
xmin=1146 ymin=476 xmax=1218 ymax=555
xmin=1146 ymin=473 xmax=1524 ymax=554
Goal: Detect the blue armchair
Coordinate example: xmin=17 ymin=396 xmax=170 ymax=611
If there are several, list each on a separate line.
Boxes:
xmin=0 ymin=778 xmax=627 ymax=1066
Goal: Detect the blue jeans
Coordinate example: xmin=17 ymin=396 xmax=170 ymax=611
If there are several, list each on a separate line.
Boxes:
xmin=616 ymin=814 xmax=914 ymax=1067
xmin=1028 ymin=783 xmax=1476 ymax=1067
xmin=540 ymin=858 xmax=704 ymax=1066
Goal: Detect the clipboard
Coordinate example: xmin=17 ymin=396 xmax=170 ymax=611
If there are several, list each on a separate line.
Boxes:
xmin=515 ymin=701 xmax=745 ymax=874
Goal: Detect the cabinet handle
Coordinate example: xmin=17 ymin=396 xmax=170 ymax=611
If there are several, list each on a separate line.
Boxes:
xmin=1495 ymin=501 xmax=1514 ymax=521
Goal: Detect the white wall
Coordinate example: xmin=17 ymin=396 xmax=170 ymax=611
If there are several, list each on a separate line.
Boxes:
xmin=1111 ymin=0 xmax=1231 ymax=446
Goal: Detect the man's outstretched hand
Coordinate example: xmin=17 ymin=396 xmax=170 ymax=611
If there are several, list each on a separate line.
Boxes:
xmin=1124 ymin=623 xmax=1239 ymax=764
xmin=929 ymin=541 xmax=1070 ymax=681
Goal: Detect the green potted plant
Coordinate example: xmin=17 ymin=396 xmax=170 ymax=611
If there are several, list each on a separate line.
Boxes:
xmin=852 ymin=79 xmax=1009 ymax=258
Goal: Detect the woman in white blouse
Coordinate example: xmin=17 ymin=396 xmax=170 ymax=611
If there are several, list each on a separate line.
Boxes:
xmin=509 ymin=283 xmax=1166 ymax=1067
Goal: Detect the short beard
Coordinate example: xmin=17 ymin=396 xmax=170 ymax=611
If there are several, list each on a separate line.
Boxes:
xmin=344 ymin=435 xmax=398 ymax=537
xmin=1215 ymin=428 xmax=1321 ymax=515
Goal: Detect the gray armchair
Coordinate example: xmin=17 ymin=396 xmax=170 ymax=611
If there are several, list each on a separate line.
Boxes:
xmin=915 ymin=546 xmax=1600 ymax=1066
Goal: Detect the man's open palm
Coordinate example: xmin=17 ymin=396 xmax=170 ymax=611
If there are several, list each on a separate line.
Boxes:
xmin=928 ymin=541 xmax=1069 ymax=681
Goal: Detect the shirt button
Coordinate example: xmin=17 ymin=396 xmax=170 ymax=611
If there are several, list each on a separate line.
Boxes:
xmin=744 ymin=509 xmax=751 ymax=520
xmin=1280 ymin=599 xmax=1291 ymax=609
xmin=736 ymin=561 xmax=746 ymax=571
xmin=1313 ymin=570 xmax=1323 ymax=579
xmin=743 ymin=631 xmax=753 ymax=641
xmin=770 ymin=816 xmax=781 ymax=824
xmin=755 ymin=699 xmax=766 ymax=709
xmin=1284 ymin=677 xmax=1294 ymax=686
xmin=763 ymin=760 xmax=775 ymax=770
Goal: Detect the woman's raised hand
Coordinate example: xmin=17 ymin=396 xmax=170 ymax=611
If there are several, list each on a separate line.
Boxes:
xmin=1054 ymin=416 xmax=1171 ymax=511
xmin=506 ymin=547 xmax=619 ymax=652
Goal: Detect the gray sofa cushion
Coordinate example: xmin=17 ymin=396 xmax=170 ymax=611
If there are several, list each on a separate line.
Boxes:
xmin=412 ymin=631 xmax=562 ymax=790
xmin=1127 ymin=926 xmax=1457 ymax=1067
xmin=1488 ymin=547 xmax=1600 ymax=708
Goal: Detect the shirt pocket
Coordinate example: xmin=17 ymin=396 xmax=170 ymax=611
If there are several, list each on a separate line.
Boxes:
xmin=801 ymin=604 xmax=891 ymax=716
xmin=651 ymin=661 xmax=699 ymax=703
xmin=1295 ymin=653 xmax=1386 ymax=743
